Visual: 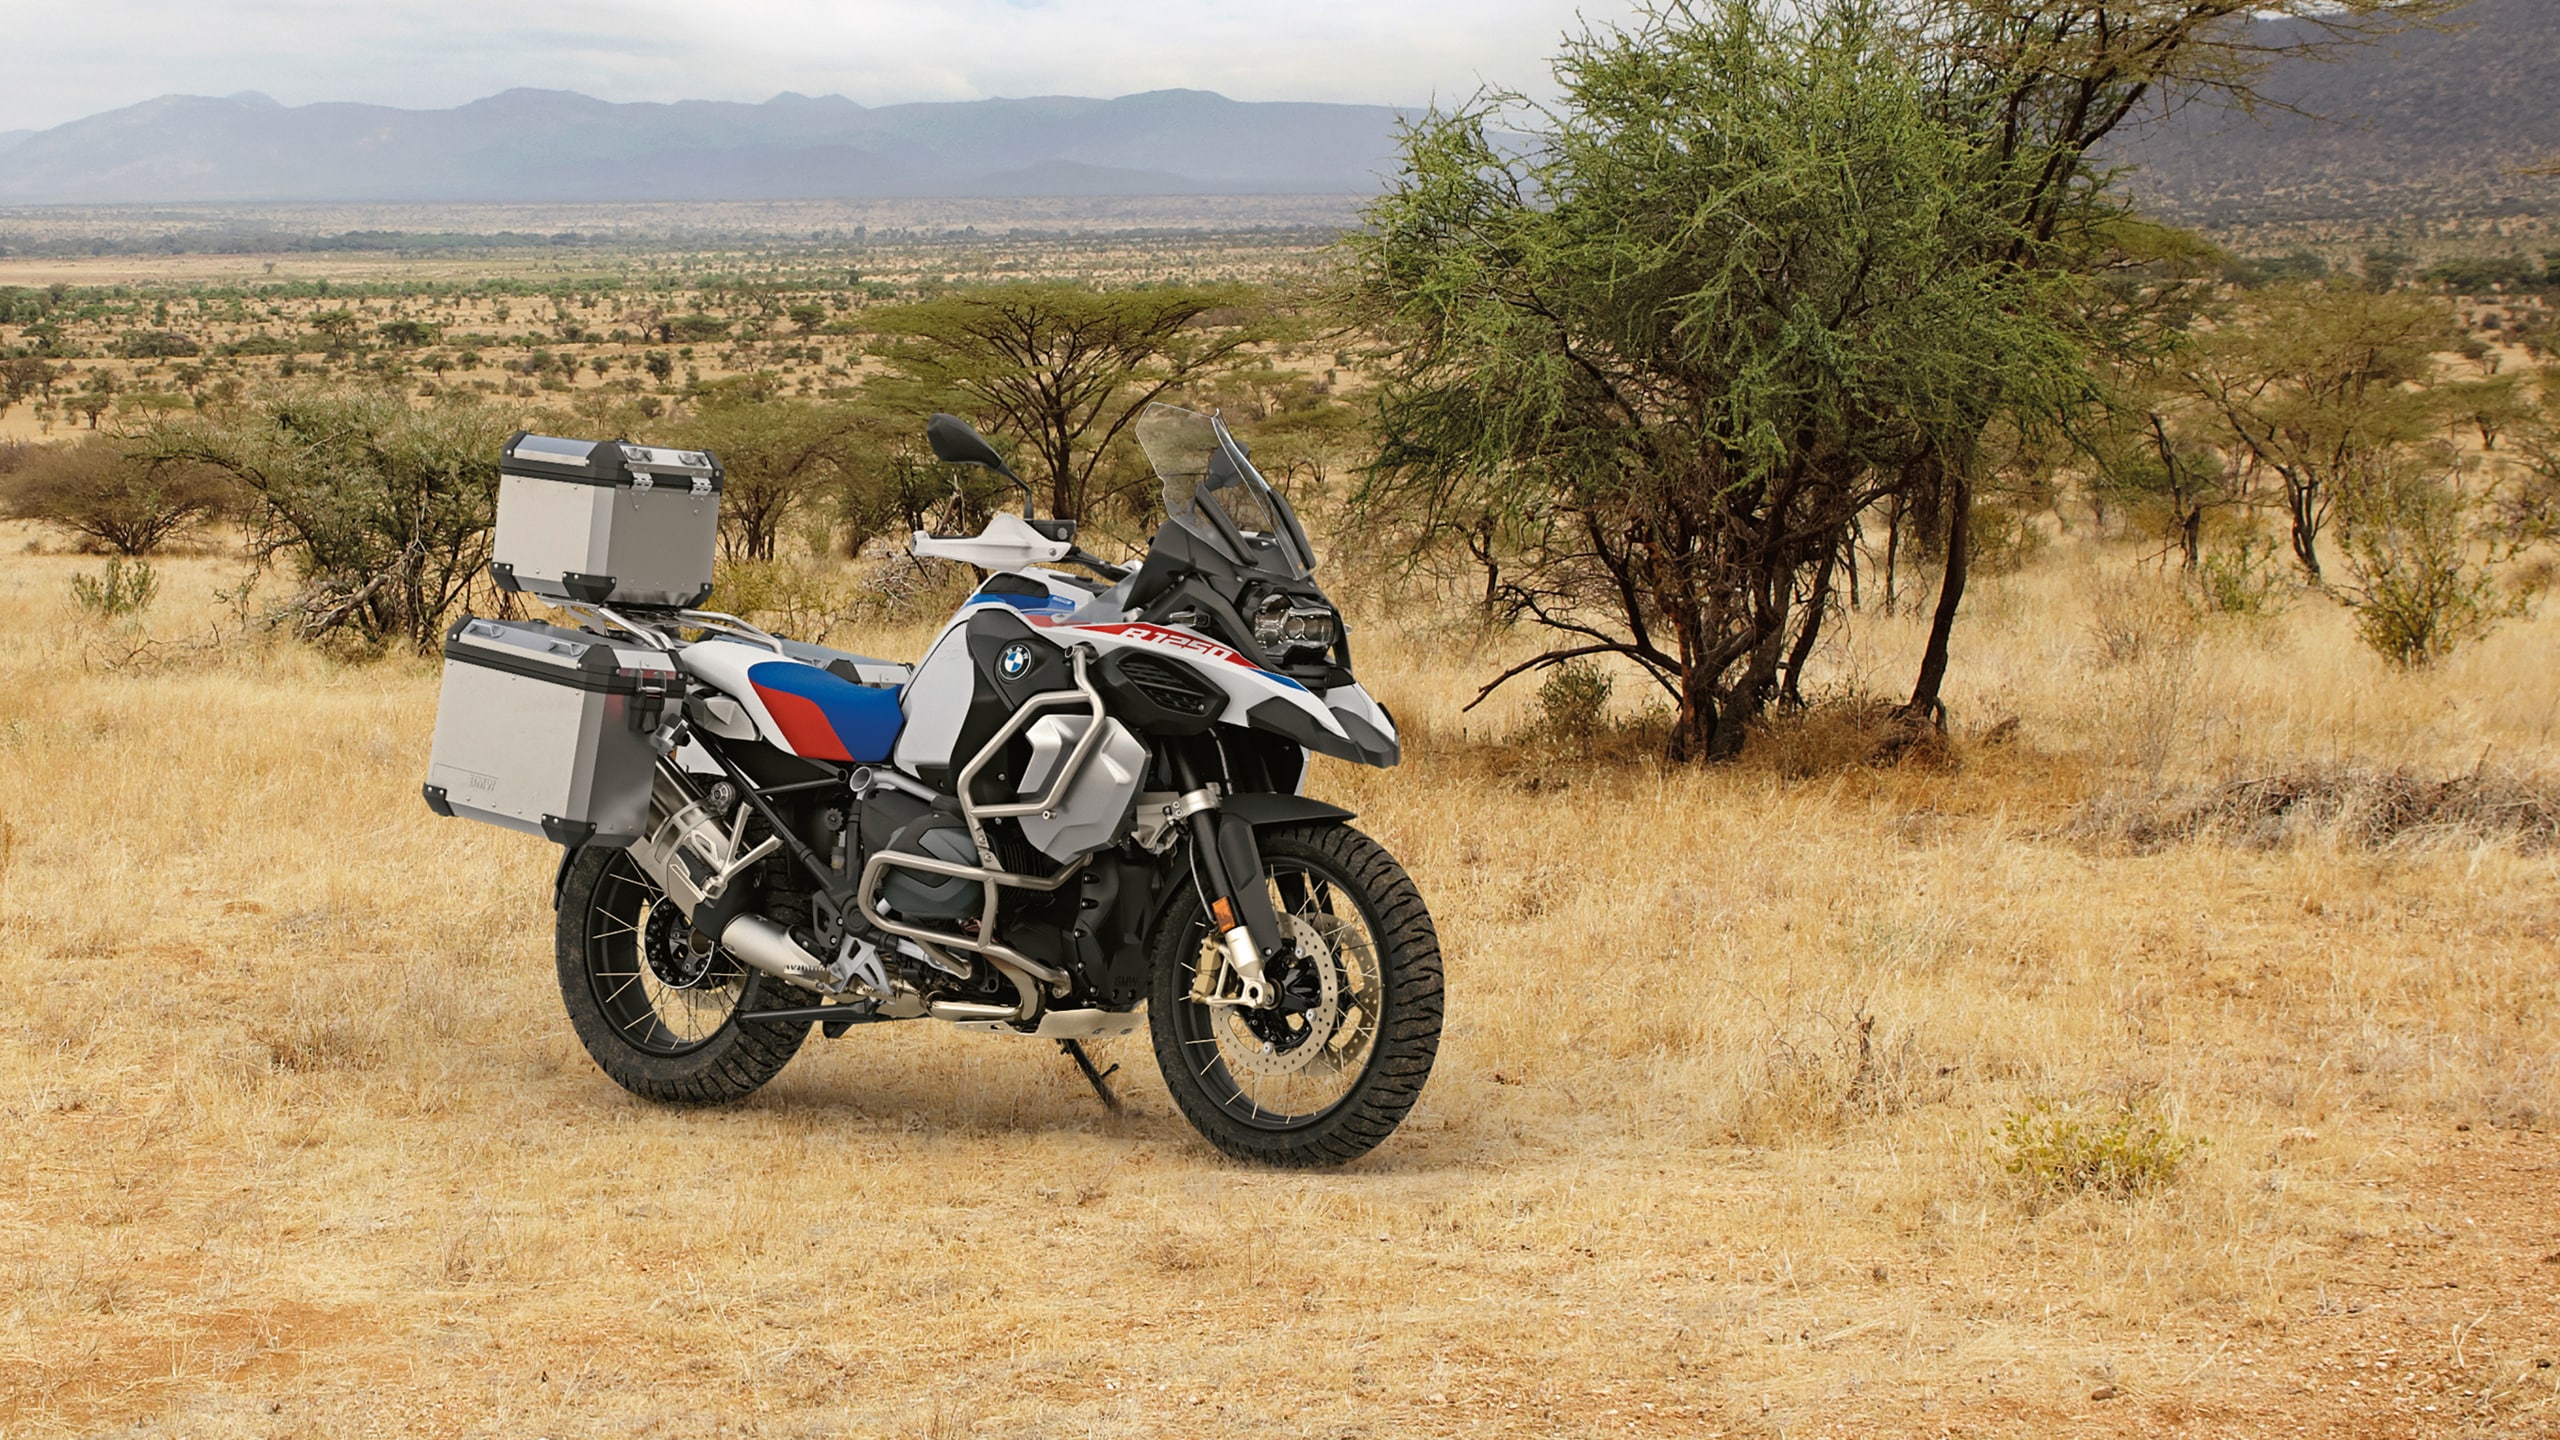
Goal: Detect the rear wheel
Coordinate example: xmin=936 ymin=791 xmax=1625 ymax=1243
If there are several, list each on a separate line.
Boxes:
xmin=1148 ymin=821 xmax=1443 ymax=1166
xmin=554 ymin=846 xmax=808 ymax=1105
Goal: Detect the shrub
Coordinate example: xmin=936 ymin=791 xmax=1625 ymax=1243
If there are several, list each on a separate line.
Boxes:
xmin=116 ymin=330 xmax=200 ymax=359
xmin=68 ymin=557 xmax=158 ymax=620
xmin=1534 ymin=659 xmax=1614 ymax=751
xmin=376 ymin=320 xmax=438 ymax=348
xmin=2334 ymin=462 xmax=2534 ymax=667
xmin=144 ymin=390 xmax=509 ymax=649
xmin=2 ymin=436 xmax=232 ymax=554
xmin=2085 ymin=571 xmax=2198 ymax=666
xmin=2194 ymin=533 xmax=2291 ymax=616
xmin=2000 ymin=1098 xmax=2203 ymax=1200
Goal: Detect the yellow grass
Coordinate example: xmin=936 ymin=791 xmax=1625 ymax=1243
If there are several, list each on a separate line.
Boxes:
xmin=3 ymin=522 xmax=2558 ymax=1437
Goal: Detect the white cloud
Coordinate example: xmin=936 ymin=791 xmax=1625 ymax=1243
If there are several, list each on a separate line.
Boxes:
xmin=0 ymin=0 xmax=1650 ymax=131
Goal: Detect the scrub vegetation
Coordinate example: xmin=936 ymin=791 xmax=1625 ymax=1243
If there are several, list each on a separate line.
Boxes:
xmin=4 ymin=512 xmax=2559 ymax=1436
xmin=3 ymin=0 xmax=2558 ymax=1433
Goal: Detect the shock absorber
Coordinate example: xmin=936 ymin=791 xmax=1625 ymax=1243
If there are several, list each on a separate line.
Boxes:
xmin=1172 ymin=751 xmax=1281 ymax=1008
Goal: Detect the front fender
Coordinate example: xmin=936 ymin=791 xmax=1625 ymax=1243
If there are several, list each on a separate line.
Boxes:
xmin=1221 ymin=792 xmax=1356 ymax=827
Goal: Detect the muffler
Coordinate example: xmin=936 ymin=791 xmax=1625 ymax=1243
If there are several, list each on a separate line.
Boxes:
xmin=720 ymin=914 xmax=842 ymax=994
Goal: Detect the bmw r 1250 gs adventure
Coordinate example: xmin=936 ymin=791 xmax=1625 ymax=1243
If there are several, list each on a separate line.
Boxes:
xmin=422 ymin=404 xmax=1442 ymax=1165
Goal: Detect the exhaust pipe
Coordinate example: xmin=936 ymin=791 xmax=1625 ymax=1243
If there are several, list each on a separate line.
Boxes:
xmin=720 ymin=914 xmax=841 ymax=994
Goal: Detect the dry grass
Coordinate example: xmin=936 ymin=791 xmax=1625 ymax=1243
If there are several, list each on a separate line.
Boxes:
xmin=3 ymin=522 xmax=2559 ymax=1437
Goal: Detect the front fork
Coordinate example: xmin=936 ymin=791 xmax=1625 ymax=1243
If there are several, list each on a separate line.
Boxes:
xmin=1173 ymin=758 xmax=1285 ymax=1009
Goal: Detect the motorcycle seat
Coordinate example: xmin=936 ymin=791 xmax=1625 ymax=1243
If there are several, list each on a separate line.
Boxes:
xmin=743 ymin=659 xmax=904 ymax=764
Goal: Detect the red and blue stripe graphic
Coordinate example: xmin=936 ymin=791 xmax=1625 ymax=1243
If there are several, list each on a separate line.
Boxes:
xmin=746 ymin=661 xmax=904 ymax=763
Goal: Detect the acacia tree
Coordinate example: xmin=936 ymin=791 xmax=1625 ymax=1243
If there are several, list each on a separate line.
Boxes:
xmin=146 ymin=391 xmax=509 ymax=648
xmin=2 ymin=436 xmax=232 ymax=555
xmin=1883 ymin=0 xmax=2453 ymax=723
xmin=1349 ymin=0 xmax=2084 ymax=760
xmin=2184 ymin=283 xmax=2459 ymax=582
xmin=1353 ymin=0 xmax=2449 ymax=754
xmin=670 ymin=388 xmax=865 ymax=562
xmin=864 ymin=283 xmax=1271 ymax=521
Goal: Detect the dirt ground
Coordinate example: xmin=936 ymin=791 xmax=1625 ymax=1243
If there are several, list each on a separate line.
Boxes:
xmin=3 ymin=525 xmax=2558 ymax=1437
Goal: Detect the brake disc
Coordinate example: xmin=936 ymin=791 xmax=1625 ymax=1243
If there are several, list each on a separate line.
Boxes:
xmin=643 ymin=899 xmax=718 ymax=989
xmin=1221 ymin=913 xmax=1343 ymax=1077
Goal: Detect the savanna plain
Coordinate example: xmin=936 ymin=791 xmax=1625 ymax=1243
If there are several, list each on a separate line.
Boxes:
xmin=3 ymin=239 xmax=2560 ymax=1440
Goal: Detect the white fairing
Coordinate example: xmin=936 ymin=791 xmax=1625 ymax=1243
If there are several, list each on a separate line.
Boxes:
xmin=1054 ymin=622 xmax=1372 ymax=748
xmin=884 ymin=602 xmax=1399 ymax=784
xmin=891 ymin=619 xmax=982 ymax=777
xmin=1324 ymin=683 xmax=1395 ymax=736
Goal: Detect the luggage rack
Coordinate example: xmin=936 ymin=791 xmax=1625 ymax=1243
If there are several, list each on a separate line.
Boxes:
xmin=548 ymin=599 xmax=787 ymax=657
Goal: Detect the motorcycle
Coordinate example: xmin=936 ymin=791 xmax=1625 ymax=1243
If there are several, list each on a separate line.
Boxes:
xmin=437 ymin=403 xmax=1442 ymax=1166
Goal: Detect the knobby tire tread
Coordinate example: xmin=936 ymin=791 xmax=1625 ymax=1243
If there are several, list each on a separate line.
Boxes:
xmin=1149 ymin=821 xmax=1444 ymax=1167
xmin=554 ymin=846 xmax=808 ymax=1107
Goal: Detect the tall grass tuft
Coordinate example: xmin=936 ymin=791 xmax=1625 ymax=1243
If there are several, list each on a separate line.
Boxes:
xmin=1999 ymin=1098 xmax=2204 ymax=1201
xmin=68 ymin=557 xmax=158 ymax=621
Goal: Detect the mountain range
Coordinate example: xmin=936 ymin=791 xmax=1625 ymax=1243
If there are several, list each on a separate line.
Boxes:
xmin=0 ymin=89 xmax=1411 ymax=205
xmin=2111 ymin=0 xmax=2559 ymax=223
xmin=0 ymin=0 xmax=2550 ymax=218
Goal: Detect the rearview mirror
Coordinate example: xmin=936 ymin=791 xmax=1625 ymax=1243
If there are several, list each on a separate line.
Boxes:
xmin=926 ymin=413 xmax=1015 ymax=479
xmin=925 ymin=412 xmax=1033 ymax=519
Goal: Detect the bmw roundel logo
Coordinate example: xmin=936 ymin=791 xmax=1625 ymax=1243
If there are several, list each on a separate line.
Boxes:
xmin=997 ymin=642 xmax=1034 ymax=680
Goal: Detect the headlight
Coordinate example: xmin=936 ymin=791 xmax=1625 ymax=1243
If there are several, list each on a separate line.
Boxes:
xmin=1251 ymin=593 xmax=1337 ymax=660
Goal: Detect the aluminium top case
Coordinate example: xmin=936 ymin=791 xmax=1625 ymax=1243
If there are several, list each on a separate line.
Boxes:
xmin=490 ymin=432 xmax=723 ymax=609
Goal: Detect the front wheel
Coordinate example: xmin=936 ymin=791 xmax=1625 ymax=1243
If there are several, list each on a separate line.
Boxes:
xmin=1148 ymin=821 xmax=1443 ymax=1166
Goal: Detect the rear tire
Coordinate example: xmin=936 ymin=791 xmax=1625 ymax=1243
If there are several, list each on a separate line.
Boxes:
xmin=555 ymin=846 xmax=808 ymax=1106
xmin=1148 ymin=821 xmax=1443 ymax=1166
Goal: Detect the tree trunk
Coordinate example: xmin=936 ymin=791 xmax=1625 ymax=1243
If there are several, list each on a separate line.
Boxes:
xmin=2286 ymin=480 xmax=2323 ymax=583
xmin=1781 ymin=542 xmax=1838 ymax=709
xmin=1882 ymin=492 xmax=1902 ymax=616
xmin=1901 ymin=468 xmax=1969 ymax=728
xmin=1665 ymin=615 xmax=1718 ymax=764
xmin=1666 ymin=671 xmax=1717 ymax=763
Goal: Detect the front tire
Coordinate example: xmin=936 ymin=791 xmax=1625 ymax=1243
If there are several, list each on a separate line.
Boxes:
xmin=554 ymin=846 xmax=809 ymax=1105
xmin=1148 ymin=821 xmax=1443 ymax=1166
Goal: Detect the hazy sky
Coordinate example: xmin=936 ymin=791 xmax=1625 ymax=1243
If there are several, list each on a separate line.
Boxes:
xmin=2 ymin=0 xmax=1653 ymax=132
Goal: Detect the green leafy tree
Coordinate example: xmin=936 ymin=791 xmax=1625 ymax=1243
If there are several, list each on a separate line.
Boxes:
xmin=1348 ymin=0 xmax=2084 ymax=759
xmin=864 ymin=283 xmax=1271 ymax=521
xmin=145 ymin=391 xmax=511 ymax=648
xmin=376 ymin=319 xmax=439 ymax=348
xmin=307 ymin=309 xmax=360 ymax=354
xmin=1880 ymin=0 xmax=2451 ymax=725
xmin=670 ymin=390 xmax=865 ymax=563
xmin=1351 ymin=0 xmax=2446 ymax=751
xmin=2185 ymin=284 xmax=2461 ymax=582
xmin=75 ymin=371 xmax=117 ymax=429
xmin=0 ymin=357 xmax=57 ymax=418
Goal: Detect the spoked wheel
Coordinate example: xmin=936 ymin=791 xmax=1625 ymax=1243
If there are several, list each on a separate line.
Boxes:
xmin=555 ymin=846 xmax=808 ymax=1105
xmin=1149 ymin=821 xmax=1443 ymax=1166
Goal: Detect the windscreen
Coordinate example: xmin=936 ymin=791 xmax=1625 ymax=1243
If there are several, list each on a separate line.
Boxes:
xmin=1135 ymin=403 xmax=1313 ymax=577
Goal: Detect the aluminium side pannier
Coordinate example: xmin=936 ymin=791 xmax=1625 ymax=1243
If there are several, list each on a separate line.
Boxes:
xmin=489 ymin=432 xmax=722 ymax=609
xmin=422 ymin=617 xmax=678 ymax=847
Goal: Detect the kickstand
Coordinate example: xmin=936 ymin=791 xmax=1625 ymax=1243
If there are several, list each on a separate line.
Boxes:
xmin=1059 ymin=1039 xmax=1123 ymax=1115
